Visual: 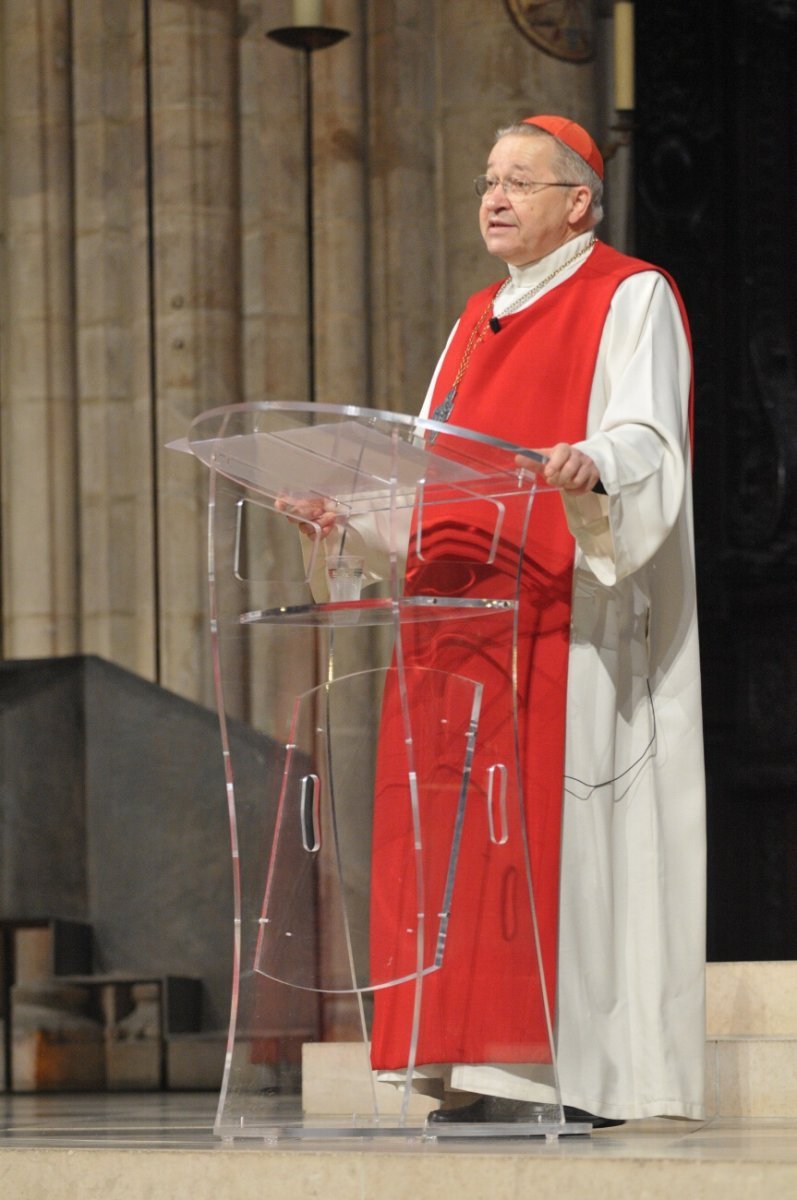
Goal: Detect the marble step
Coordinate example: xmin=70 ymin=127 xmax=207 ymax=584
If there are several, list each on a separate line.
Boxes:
xmin=302 ymin=1042 xmax=438 ymax=1119
xmin=706 ymin=961 xmax=797 ymax=1037
xmin=707 ymin=1034 xmax=797 ymax=1118
xmin=706 ymin=963 xmax=797 ymax=1115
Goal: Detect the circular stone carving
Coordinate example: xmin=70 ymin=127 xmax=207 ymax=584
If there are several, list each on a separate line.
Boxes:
xmin=505 ymin=0 xmax=597 ymax=62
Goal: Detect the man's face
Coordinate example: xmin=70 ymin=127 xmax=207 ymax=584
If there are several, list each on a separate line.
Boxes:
xmin=479 ymin=135 xmax=584 ymax=267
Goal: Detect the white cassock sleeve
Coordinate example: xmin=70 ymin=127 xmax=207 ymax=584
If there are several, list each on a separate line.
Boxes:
xmin=562 ymin=271 xmax=692 ymax=582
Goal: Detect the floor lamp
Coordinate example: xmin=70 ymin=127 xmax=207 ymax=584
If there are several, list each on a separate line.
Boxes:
xmin=267 ymin=15 xmax=351 ymax=404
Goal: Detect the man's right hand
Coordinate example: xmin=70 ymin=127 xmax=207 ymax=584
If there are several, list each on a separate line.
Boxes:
xmin=275 ymin=495 xmax=340 ymax=540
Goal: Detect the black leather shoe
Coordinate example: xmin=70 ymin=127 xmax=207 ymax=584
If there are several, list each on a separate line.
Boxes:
xmin=427 ymin=1095 xmax=540 ymax=1124
xmin=427 ymin=1095 xmax=626 ymax=1128
xmin=563 ymin=1105 xmax=625 ymax=1129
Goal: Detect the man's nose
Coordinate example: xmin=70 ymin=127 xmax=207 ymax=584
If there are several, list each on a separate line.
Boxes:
xmin=483 ymin=186 xmax=510 ymax=210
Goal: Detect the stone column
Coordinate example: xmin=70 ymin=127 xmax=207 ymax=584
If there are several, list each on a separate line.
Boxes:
xmin=240 ymin=1 xmax=307 ymax=407
xmin=366 ymin=0 xmax=439 ymax=415
xmin=239 ymin=0 xmax=372 ymax=741
xmin=72 ymin=0 xmax=157 ymax=680
xmin=243 ymin=0 xmax=369 ymax=412
xmin=312 ymin=0 xmax=369 ymax=409
xmin=237 ymin=3 xmax=313 ymax=738
xmin=148 ymin=0 xmax=243 ymax=708
xmin=242 ymin=0 xmax=376 ymax=1041
xmin=0 ymin=0 xmax=79 ymax=656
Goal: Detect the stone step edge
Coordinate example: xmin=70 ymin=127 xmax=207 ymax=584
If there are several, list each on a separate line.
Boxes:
xmin=706 ymin=960 xmax=797 ymax=1038
xmin=709 ymin=1034 xmax=797 ymax=1043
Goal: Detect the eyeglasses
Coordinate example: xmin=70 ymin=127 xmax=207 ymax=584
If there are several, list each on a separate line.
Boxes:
xmin=473 ymin=175 xmax=580 ymax=200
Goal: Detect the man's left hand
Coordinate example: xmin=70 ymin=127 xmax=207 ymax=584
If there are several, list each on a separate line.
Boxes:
xmin=516 ymin=443 xmax=601 ymax=495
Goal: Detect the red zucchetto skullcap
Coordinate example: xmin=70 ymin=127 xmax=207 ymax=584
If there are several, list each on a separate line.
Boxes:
xmin=521 ymin=115 xmax=604 ymax=181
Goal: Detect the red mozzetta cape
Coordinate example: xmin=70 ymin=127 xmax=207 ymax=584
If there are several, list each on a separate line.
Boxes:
xmin=369 ymin=241 xmax=691 ymax=1071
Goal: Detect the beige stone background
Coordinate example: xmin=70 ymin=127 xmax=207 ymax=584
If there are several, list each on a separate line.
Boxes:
xmin=0 ymin=0 xmax=624 ymax=715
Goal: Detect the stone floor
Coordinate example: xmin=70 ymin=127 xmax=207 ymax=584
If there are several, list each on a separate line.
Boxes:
xmin=1 ymin=1092 xmax=797 ymax=1199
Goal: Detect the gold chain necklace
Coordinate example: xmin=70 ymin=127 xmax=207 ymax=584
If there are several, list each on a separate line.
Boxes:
xmin=429 ymin=236 xmax=596 ymax=434
xmin=490 ymin=236 xmax=596 ymax=330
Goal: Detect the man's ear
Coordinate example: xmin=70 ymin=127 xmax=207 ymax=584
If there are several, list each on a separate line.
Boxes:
xmin=568 ymin=185 xmax=593 ymax=225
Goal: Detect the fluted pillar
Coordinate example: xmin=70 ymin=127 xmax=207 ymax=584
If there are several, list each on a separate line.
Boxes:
xmin=240 ymin=4 xmax=306 ymax=406
xmin=0 ymin=0 xmax=79 ymax=656
xmin=240 ymin=0 xmax=372 ymax=739
xmin=72 ymin=0 xmax=157 ymax=679
xmin=367 ymin=0 xmax=439 ymax=414
xmin=148 ymin=0 xmax=243 ymax=707
xmin=312 ymin=0 xmax=369 ymax=408
xmin=237 ymin=6 xmax=313 ymax=736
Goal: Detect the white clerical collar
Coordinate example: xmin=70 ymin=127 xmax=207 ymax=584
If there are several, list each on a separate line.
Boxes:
xmin=494 ymin=231 xmax=596 ymax=318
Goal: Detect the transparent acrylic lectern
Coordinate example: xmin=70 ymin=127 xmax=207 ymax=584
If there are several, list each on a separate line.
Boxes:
xmin=180 ymin=401 xmax=589 ymax=1142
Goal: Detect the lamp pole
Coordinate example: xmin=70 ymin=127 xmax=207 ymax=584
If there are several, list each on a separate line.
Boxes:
xmin=267 ymin=21 xmax=350 ymax=404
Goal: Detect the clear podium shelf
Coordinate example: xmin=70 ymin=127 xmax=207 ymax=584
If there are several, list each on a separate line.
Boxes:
xmin=239 ymin=595 xmax=516 ymax=628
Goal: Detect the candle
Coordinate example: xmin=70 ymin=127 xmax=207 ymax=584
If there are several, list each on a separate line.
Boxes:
xmin=293 ymin=0 xmax=322 ymax=24
xmin=614 ymin=2 xmax=635 ymax=111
